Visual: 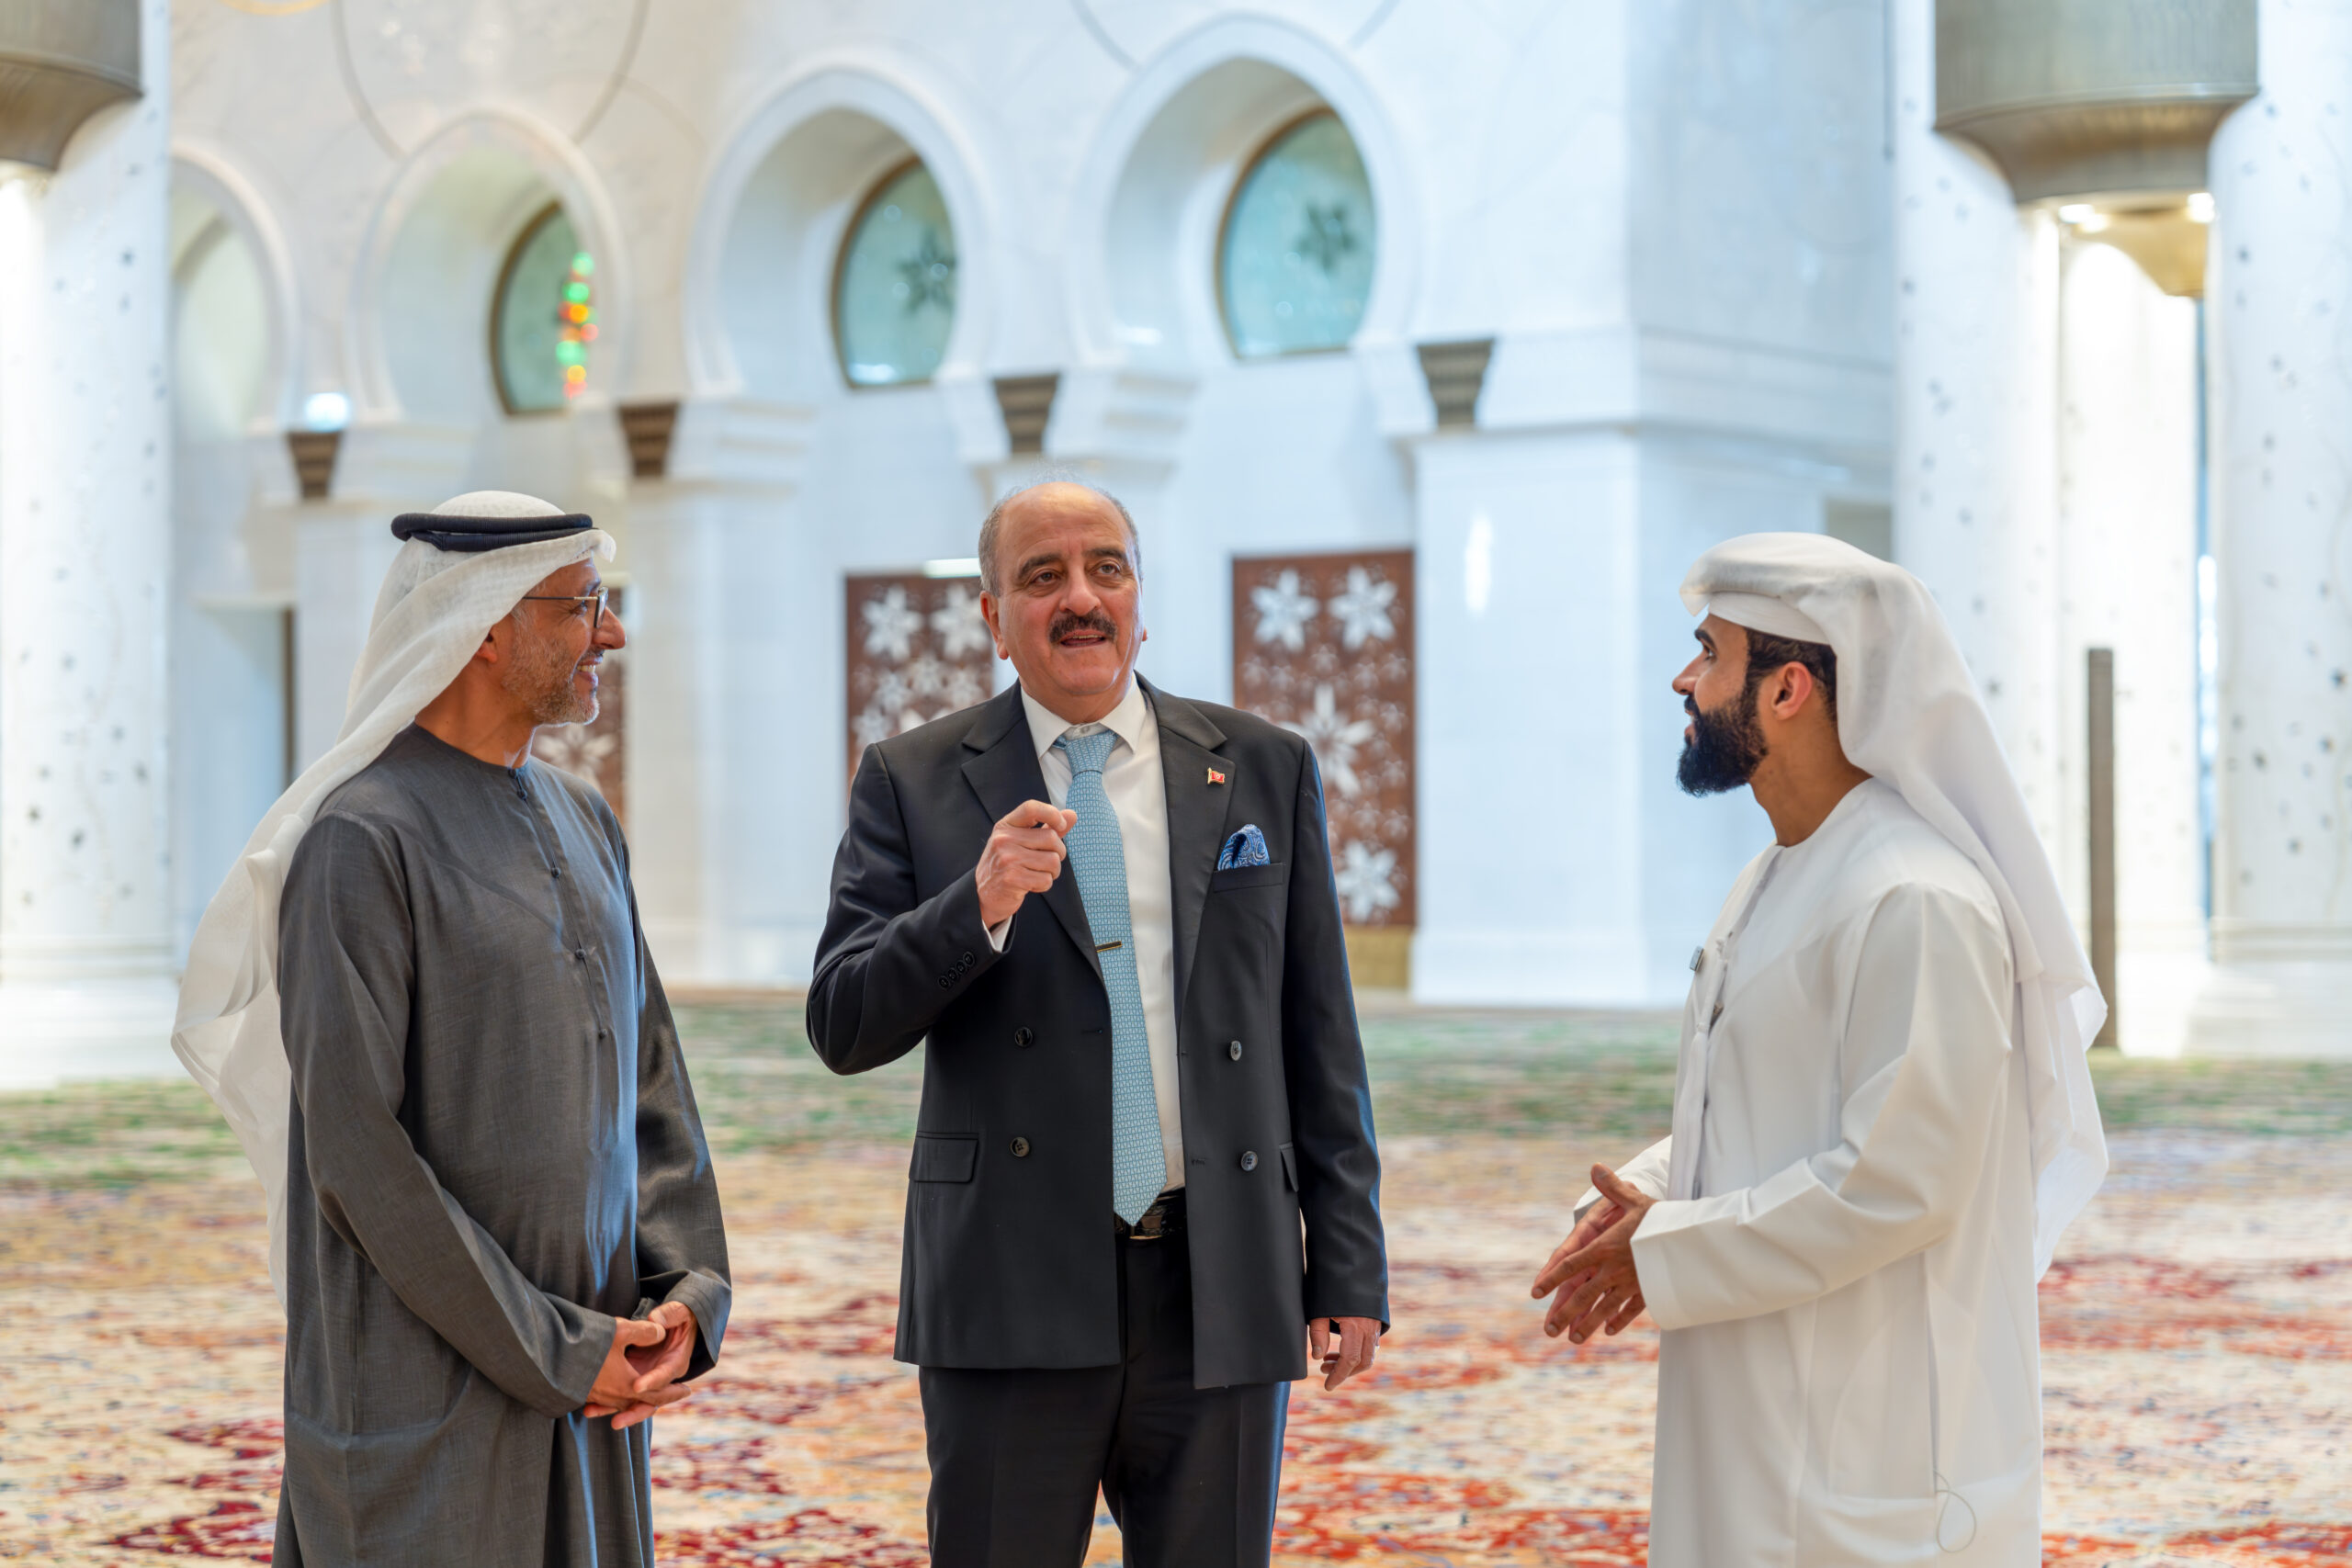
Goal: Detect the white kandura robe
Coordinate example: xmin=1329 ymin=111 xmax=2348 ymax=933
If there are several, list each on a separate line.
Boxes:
xmin=1611 ymin=780 xmax=2041 ymax=1567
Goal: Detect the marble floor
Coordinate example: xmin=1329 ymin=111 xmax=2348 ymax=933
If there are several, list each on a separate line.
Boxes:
xmin=4 ymin=1004 xmax=2348 ymax=1565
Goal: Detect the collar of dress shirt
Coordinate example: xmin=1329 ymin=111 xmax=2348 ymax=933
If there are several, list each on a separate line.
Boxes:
xmin=1020 ymin=677 xmax=1152 ymax=760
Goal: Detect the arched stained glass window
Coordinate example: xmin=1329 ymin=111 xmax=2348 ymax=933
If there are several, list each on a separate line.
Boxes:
xmin=492 ymin=204 xmax=596 ymax=414
xmin=834 ymin=161 xmax=958 ymax=388
xmin=1219 ymin=113 xmax=1376 ymax=359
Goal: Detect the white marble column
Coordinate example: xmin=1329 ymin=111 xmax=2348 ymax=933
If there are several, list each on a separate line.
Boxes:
xmin=625 ymin=397 xmax=820 ymax=987
xmin=1891 ymin=0 xmax=2064 ymax=848
xmin=2056 ymin=241 xmax=2209 ymax=1054
xmin=0 ymin=0 xmax=179 ymax=1086
xmin=2191 ymin=0 xmax=2352 ymax=1055
xmin=1410 ymin=425 xmax=1655 ymax=1005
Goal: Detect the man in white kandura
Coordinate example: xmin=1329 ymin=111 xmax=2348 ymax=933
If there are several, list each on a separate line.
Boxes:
xmin=1532 ymin=533 xmax=2108 ymax=1566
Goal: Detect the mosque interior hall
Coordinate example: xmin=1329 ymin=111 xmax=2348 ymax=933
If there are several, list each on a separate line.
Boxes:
xmin=2 ymin=1 xmax=2350 ymax=1564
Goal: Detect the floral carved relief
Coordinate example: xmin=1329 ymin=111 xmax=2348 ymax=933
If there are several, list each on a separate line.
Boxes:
xmin=1233 ymin=551 xmax=1415 ymax=928
xmin=845 ymin=574 xmax=995 ymax=785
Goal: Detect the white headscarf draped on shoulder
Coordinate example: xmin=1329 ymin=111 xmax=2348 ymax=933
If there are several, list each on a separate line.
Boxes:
xmin=1681 ymin=532 xmax=2108 ymax=1277
xmin=174 ymin=492 xmax=616 ymax=1303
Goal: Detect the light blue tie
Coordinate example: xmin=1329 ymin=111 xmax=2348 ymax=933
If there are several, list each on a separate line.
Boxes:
xmin=1055 ymin=728 xmax=1164 ymax=1225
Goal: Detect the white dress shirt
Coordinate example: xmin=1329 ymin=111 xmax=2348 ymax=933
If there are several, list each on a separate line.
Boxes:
xmin=983 ymin=680 xmax=1185 ymax=1192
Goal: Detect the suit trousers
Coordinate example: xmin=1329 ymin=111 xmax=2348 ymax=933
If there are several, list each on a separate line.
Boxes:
xmin=918 ymin=1228 xmax=1290 ymax=1568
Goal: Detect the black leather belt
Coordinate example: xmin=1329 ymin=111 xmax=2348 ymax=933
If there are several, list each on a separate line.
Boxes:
xmin=1115 ymin=1189 xmax=1185 ymax=1242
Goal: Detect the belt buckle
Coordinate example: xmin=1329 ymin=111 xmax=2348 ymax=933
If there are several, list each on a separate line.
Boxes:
xmin=1125 ymin=1196 xmax=1170 ymax=1241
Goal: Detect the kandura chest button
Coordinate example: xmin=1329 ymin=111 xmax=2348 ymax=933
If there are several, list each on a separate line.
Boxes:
xmin=572 ymin=949 xmax=586 ymax=963
xmin=1227 ymin=1041 xmax=1244 ymax=1061
xmin=1010 ymin=1136 xmax=1032 ymax=1157
xmin=1013 ymin=1027 xmax=1035 ymax=1047
xmin=1239 ymin=1150 xmax=1258 ymax=1172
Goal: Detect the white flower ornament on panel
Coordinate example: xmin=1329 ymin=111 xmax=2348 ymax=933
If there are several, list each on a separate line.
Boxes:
xmin=874 ymin=669 xmax=914 ymax=716
xmin=931 ymin=584 xmax=992 ymax=660
xmin=1329 ymin=565 xmax=1396 ymax=649
xmin=906 ymin=654 xmax=948 ymax=699
xmin=863 ymin=586 xmax=924 ymax=660
xmin=1333 ymin=840 xmax=1401 ymax=923
xmin=944 ymin=668 xmax=989 ymax=708
xmin=1282 ymin=682 xmax=1377 ymax=796
xmin=1251 ymin=569 xmax=1320 ymax=651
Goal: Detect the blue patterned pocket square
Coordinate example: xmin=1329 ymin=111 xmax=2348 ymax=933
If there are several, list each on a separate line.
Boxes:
xmin=1217 ymin=825 xmax=1271 ymax=870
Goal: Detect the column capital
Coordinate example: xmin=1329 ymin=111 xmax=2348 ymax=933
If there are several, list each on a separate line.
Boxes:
xmin=1034 ymin=364 xmax=1199 ymax=479
xmin=650 ymin=396 xmax=815 ymax=495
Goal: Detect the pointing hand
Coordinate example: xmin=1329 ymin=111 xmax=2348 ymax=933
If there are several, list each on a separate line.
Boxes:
xmin=976 ymin=800 xmax=1076 ymax=930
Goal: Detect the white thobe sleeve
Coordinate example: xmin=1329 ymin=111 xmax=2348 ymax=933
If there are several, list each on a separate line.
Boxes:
xmin=1629 ymin=885 xmax=2012 ymax=1332
xmin=1571 ymin=1136 xmax=1674 ymax=1222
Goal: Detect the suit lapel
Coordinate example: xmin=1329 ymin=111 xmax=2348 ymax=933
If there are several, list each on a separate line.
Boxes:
xmin=960 ymin=683 xmax=1103 ymax=982
xmin=1146 ymin=680 xmax=1234 ymax=1012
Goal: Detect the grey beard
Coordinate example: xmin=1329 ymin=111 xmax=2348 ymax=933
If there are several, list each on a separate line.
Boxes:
xmin=503 ymin=640 xmax=598 ymax=728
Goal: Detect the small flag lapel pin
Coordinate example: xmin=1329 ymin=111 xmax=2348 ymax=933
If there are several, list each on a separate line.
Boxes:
xmin=1206 ymin=767 xmax=1227 ymax=785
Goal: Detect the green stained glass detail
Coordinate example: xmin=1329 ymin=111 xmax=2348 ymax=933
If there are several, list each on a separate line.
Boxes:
xmin=834 ymin=163 xmax=957 ymax=388
xmin=1219 ymin=114 xmax=1377 ymax=359
xmin=493 ymin=207 xmax=594 ymax=413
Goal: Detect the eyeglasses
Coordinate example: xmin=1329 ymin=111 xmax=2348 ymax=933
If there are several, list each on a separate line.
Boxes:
xmin=518 ymin=588 xmax=609 ymax=626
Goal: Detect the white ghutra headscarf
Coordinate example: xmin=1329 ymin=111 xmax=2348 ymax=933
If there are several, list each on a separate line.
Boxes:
xmin=173 ymin=492 xmax=615 ymax=1303
xmin=1681 ymin=532 xmax=2109 ymax=1277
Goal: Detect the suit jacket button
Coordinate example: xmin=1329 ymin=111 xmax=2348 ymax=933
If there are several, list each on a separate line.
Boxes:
xmin=1239 ymin=1150 xmax=1258 ymax=1172
xmin=1013 ymin=1027 xmax=1035 ymax=1048
xmin=1011 ymin=1136 xmax=1031 ymax=1157
xmin=1227 ymin=1041 xmax=1243 ymax=1061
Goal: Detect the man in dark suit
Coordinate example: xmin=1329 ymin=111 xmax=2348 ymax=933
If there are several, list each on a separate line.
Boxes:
xmin=808 ymin=479 xmax=1388 ymax=1566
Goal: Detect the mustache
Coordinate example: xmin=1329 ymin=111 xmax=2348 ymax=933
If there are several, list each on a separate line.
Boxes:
xmin=1049 ymin=609 xmax=1119 ymax=642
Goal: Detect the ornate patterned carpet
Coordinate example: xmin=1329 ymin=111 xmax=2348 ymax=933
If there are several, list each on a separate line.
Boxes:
xmin=5 ymin=1004 xmax=2349 ymax=1565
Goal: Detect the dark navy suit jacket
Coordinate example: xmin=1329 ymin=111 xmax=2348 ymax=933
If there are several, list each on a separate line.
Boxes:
xmin=807 ymin=678 xmax=1387 ymax=1388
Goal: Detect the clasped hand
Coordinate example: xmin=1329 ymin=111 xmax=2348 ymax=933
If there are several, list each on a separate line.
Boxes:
xmin=1532 ymin=1165 xmax=1657 ymax=1345
xmin=582 ymin=1301 xmax=698 ymax=1429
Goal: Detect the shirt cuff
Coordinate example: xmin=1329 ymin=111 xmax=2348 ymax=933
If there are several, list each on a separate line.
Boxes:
xmin=983 ymin=914 xmax=1012 ymax=953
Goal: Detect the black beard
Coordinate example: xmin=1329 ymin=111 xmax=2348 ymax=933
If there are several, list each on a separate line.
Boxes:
xmin=1677 ymin=686 xmax=1767 ymax=795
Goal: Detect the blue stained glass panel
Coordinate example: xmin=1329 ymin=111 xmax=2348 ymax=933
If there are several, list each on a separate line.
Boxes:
xmin=1220 ymin=115 xmax=1376 ymax=359
xmin=835 ymin=163 xmax=958 ymax=387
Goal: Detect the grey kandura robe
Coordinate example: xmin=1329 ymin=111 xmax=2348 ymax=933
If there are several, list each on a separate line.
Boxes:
xmin=274 ymin=724 xmax=729 ymax=1566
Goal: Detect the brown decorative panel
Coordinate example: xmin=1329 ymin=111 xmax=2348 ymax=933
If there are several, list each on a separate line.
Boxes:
xmin=846 ymin=572 xmax=996 ymax=784
xmin=1232 ymin=549 xmax=1415 ymax=932
xmin=533 ymin=588 xmax=628 ymax=830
